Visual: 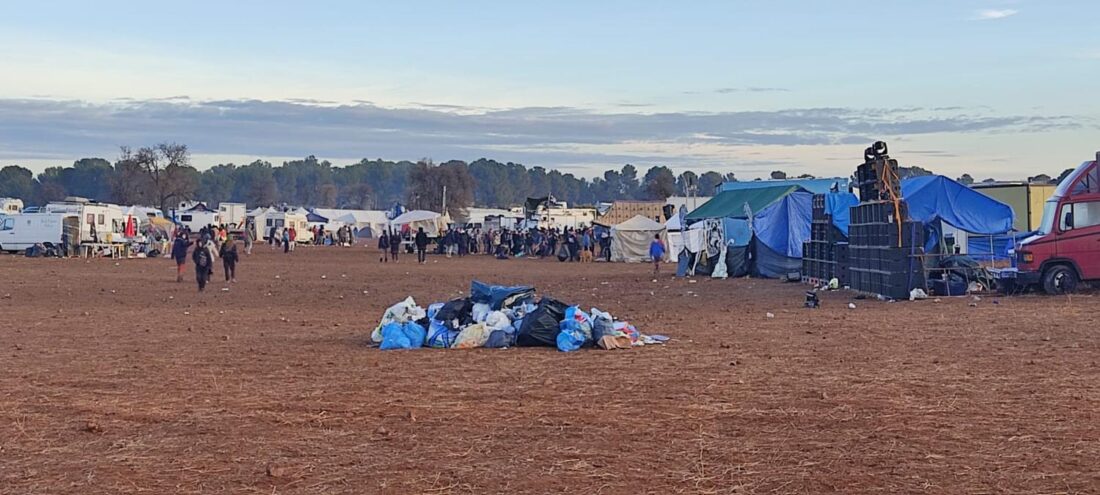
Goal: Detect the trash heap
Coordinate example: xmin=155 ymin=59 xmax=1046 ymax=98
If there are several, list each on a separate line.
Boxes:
xmin=371 ymin=280 xmax=667 ymax=352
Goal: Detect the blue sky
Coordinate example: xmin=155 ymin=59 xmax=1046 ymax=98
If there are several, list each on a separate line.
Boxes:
xmin=1 ymin=0 xmax=1098 ymax=179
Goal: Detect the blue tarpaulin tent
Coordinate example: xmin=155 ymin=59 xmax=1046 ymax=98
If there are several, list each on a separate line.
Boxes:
xmin=752 ymin=191 xmax=813 ymax=277
xmin=683 ymin=185 xmax=813 ymax=278
xmin=901 ymin=176 xmax=1015 ymax=235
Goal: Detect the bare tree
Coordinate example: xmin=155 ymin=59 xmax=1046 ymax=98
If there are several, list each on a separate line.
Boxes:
xmin=117 ymin=143 xmax=198 ymax=211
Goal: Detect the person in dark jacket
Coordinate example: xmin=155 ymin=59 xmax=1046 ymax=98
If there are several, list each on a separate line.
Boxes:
xmin=219 ymin=238 xmax=239 ymax=283
xmin=415 ymin=227 xmax=430 ymax=264
xmin=389 ymin=230 xmax=401 ymax=262
xmin=171 ymin=234 xmax=191 ymax=282
xmin=378 ymin=231 xmax=390 ymax=262
xmin=192 ymin=238 xmax=214 ymax=291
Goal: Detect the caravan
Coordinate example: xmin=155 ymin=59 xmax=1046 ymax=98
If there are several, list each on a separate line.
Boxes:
xmin=218 ymin=203 xmax=247 ymax=228
xmin=43 ymin=201 xmax=126 ymax=244
xmin=262 ymin=210 xmax=314 ymax=243
xmin=0 ymin=213 xmax=80 ymax=253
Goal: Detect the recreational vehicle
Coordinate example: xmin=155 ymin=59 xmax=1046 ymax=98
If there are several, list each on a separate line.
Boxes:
xmin=0 ymin=213 xmax=80 ymax=252
xmin=42 ymin=201 xmax=126 ymax=244
xmin=262 ymin=210 xmax=314 ymax=243
xmin=0 ymin=197 xmax=23 ymax=214
xmin=174 ymin=203 xmax=220 ymax=232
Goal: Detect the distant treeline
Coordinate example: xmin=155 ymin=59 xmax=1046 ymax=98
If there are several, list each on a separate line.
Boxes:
xmin=0 ymin=144 xmax=739 ymax=216
xmin=0 ymin=143 xmax=1075 ymax=217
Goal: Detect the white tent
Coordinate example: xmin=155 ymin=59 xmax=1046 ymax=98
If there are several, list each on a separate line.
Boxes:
xmin=610 ymin=215 xmax=667 ymax=262
xmin=391 ymin=210 xmax=447 ymax=237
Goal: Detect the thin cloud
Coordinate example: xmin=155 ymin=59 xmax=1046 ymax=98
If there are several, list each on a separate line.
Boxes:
xmin=0 ymin=98 xmax=1082 ymax=171
xmin=973 ymin=9 xmax=1019 ymax=20
xmin=715 ymin=87 xmax=790 ymax=94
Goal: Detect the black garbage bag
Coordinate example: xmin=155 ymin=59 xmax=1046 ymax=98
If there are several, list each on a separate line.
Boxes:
xmin=516 ymin=297 xmax=568 ymax=347
xmin=435 ymin=297 xmax=474 ymax=325
xmin=939 ymin=255 xmax=993 ymax=291
xmin=470 ymin=280 xmax=535 ymax=310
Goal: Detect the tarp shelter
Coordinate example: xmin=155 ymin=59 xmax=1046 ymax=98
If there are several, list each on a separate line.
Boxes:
xmin=901 ymin=176 xmax=1015 ymax=235
xmin=900 ymin=175 xmax=1015 ymax=256
xmin=391 ymin=210 xmax=446 ymax=237
xmin=681 ymin=185 xmax=813 ymax=278
xmin=610 ymin=215 xmax=666 ymax=262
xmin=312 ymin=208 xmax=389 ymax=238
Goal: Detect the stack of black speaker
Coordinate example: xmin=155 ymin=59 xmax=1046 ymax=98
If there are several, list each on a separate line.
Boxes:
xmin=801 ymin=194 xmax=849 ymax=285
xmin=847 ymin=142 xmax=926 ymax=300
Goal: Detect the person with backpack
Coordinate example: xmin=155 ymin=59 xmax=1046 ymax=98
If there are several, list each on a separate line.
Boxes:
xmin=192 ymin=236 xmax=216 ymax=291
xmin=219 ymin=237 xmax=239 ymax=283
xmin=415 ymin=227 xmax=429 ymax=264
xmin=171 ymin=233 xmax=192 ymax=282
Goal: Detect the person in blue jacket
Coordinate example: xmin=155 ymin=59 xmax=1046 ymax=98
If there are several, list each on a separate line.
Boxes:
xmin=649 ymin=233 xmax=666 ymax=275
xmin=171 ymin=233 xmax=192 ymax=282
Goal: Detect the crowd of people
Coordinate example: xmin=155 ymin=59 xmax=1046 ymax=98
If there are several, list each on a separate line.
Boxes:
xmin=172 ymin=223 xmax=248 ymax=291
xmin=370 ymin=225 xmax=615 ymax=263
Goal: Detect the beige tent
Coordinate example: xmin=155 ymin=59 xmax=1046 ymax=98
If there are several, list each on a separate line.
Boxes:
xmin=610 ymin=215 xmax=667 ymax=262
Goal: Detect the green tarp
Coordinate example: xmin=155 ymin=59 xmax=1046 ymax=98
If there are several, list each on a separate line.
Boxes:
xmin=685 ymin=185 xmax=804 ymax=221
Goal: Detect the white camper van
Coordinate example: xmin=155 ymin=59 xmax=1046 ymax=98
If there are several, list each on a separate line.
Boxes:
xmin=0 ymin=213 xmax=80 ymax=252
xmin=262 ymin=211 xmax=314 ymax=243
xmin=174 ymin=203 xmax=220 ymax=232
xmin=1 ymin=198 xmax=23 ymax=214
xmin=43 ymin=201 xmax=125 ymax=244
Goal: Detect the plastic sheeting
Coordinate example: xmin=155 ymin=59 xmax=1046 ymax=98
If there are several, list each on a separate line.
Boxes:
xmin=825 ymin=192 xmax=859 ymax=236
xmin=902 ymin=176 xmax=1014 ymax=235
xmin=752 ymin=191 xmax=813 ymax=258
xmin=968 ymin=231 xmax=1033 ymax=259
xmin=752 ymin=242 xmax=801 ymax=279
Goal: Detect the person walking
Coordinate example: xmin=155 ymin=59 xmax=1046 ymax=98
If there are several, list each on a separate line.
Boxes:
xmin=377 ymin=230 xmax=390 ymax=262
xmin=389 ymin=229 xmax=401 ymax=262
xmin=282 ymin=228 xmax=291 ymax=253
xmin=288 ymin=227 xmax=297 ymax=251
xmin=649 ymin=233 xmax=666 ymax=275
xmin=220 ymin=237 xmax=239 ymax=283
xmin=171 ymin=233 xmax=191 ymax=282
xmin=243 ymin=224 xmax=254 ymax=255
xmin=192 ymin=236 xmax=216 ymax=292
xmin=415 ymin=227 xmax=429 ymax=264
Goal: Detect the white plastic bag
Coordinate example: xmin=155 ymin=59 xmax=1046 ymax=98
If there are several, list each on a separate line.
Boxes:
xmin=484 ymin=311 xmax=512 ymax=332
xmin=372 ymin=297 xmax=425 ymax=343
xmin=471 ymin=303 xmax=491 ymax=323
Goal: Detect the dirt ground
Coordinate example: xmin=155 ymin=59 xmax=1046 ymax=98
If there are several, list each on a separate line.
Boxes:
xmin=1 ymin=246 xmax=1099 ymax=494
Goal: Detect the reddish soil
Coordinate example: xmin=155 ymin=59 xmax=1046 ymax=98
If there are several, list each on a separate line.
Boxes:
xmin=1 ymin=247 xmax=1099 ymax=494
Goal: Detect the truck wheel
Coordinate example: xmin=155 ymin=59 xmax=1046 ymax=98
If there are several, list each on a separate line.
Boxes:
xmin=1042 ymin=265 xmax=1078 ymax=295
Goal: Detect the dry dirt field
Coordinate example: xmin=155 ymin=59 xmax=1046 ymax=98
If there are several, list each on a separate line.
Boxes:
xmin=2 ymin=247 xmax=1099 ymax=494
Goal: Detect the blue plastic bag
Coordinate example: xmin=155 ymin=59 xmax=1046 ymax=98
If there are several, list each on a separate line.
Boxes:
xmin=427 ymin=320 xmax=458 ymax=348
xmin=556 ymin=327 xmax=586 ymax=352
xmin=380 ymin=321 xmax=426 ymax=350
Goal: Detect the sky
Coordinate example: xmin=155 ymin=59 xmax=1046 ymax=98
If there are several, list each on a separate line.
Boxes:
xmin=1 ymin=0 xmax=1098 ymax=180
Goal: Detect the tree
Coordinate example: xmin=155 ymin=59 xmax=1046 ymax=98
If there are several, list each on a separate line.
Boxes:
xmin=0 ymin=166 xmax=37 ymax=201
xmin=770 ymin=170 xmax=788 ymax=180
xmin=958 ymin=174 xmax=975 ymax=185
xmin=1028 ymin=173 xmax=1052 ymax=184
xmin=898 ymin=166 xmax=934 ymax=179
xmin=117 ymin=143 xmax=199 ymax=211
xmin=796 ymin=173 xmax=815 ymax=179
xmin=35 ymin=167 xmax=69 ymax=203
xmin=1054 ymin=168 xmax=1075 ymax=185
xmin=198 ymin=164 xmax=238 ymax=206
xmin=642 ymin=166 xmax=677 ymax=200
xmin=676 ymin=171 xmax=698 ymax=196
xmin=406 ymin=159 xmax=475 ymax=218
xmin=723 ymin=172 xmax=738 ymax=182
xmin=698 ymin=172 xmax=725 ymax=195
xmin=981 ymin=178 xmax=996 ymax=184
xmin=64 ymin=158 xmax=114 ymax=200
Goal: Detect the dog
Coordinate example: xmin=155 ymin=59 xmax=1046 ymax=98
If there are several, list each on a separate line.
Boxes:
xmin=579 ymin=248 xmax=594 ymax=263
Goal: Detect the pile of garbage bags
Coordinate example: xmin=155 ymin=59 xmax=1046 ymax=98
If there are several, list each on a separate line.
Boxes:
xmin=371 ymin=280 xmax=667 ymax=352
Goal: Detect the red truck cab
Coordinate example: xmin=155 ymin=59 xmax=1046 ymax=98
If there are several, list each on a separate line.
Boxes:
xmin=1014 ymin=152 xmax=1100 ymax=294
